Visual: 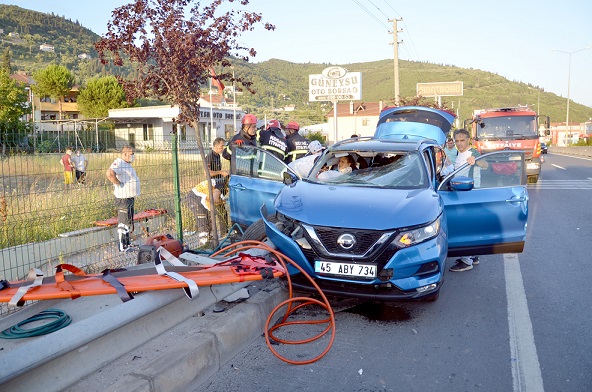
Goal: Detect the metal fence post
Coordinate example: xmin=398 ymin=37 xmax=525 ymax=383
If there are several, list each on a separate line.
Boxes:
xmin=171 ymin=122 xmax=183 ymax=243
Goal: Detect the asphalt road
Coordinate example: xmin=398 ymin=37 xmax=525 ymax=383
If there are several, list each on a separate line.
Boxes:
xmin=191 ymin=152 xmax=592 ymax=392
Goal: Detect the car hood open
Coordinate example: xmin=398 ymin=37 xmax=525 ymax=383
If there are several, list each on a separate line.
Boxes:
xmin=274 ymin=181 xmax=442 ymax=230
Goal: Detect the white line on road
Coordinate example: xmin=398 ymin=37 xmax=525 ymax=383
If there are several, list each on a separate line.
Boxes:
xmin=504 ymin=253 xmax=545 ymax=392
xmin=551 ymin=164 xmax=566 ymax=170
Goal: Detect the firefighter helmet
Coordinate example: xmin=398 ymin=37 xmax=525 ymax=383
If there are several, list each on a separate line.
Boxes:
xmin=242 ymin=114 xmax=257 ymax=125
xmin=266 ymin=119 xmax=281 ymax=130
xmin=286 ymin=121 xmax=300 ymax=131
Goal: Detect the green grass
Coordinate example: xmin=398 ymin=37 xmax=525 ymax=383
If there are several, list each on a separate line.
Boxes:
xmin=0 ymin=151 xmax=212 ymax=249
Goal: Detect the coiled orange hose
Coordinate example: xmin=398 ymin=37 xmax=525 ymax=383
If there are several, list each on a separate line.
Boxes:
xmin=212 ymin=240 xmax=336 ymax=365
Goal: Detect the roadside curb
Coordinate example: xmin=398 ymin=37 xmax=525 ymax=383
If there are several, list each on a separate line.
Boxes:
xmin=66 ymin=284 xmax=288 ymax=391
xmin=1 ymin=280 xmax=285 ymax=391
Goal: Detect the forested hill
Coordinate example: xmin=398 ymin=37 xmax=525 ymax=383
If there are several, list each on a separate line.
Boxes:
xmin=1 ymin=4 xmax=591 ymax=124
xmin=0 ymin=5 xmax=125 ymax=84
xmin=234 ymin=58 xmax=592 ymax=125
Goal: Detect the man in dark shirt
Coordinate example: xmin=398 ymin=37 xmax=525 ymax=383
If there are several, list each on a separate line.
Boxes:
xmin=284 ymin=121 xmax=310 ymax=163
xmin=223 ymin=113 xmax=258 ymax=161
xmin=257 ymin=119 xmax=288 ymax=160
xmin=206 ymin=137 xmax=228 ymax=195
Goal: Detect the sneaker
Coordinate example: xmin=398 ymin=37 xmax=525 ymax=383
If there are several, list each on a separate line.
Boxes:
xmin=471 ymin=256 xmax=479 ymax=265
xmin=449 ymin=260 xmax=473 ymax=272
xmin=121 ymin=244 xmax=139 ymax=253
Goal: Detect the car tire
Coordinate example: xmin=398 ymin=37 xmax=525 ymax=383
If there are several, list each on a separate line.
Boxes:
xmin=241 ymin=215 xmax=277 ymax=242
xmin=527 ymin=175 xmax=539 ymax=184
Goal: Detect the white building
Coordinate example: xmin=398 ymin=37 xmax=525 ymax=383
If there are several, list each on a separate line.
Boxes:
xmin=39 ymin=43 xmax=55 ymax=52
xmin=325 ymin=101 xmax=386 ymax=143
xmin=108 ymin=95 xmax=245 ymax=150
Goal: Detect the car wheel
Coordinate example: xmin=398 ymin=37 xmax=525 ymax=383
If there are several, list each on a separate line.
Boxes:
xmin=527 ymin=175 xmax=538 ymax=184
xmin=241 ymin=215 xmax=277 ymax=242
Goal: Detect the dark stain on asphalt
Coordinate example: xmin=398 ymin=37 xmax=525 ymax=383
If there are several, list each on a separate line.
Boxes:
xmin=344 ymin=301 xmax=412 ymax=322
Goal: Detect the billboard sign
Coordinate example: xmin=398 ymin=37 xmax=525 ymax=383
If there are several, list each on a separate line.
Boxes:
xmin=417 ymin=81 xmax=463 ymax=97
xmin=309 ymin=66 xmax=362 ymax=102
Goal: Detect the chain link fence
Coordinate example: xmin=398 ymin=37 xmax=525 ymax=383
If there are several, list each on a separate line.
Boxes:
xmin=1 ymin=135 xmax=228 ymax=316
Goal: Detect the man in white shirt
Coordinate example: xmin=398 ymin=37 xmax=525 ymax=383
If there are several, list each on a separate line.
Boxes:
xmin=288 ymin=140 xmax=325 ymax=178
xmin=71 ymin=149 xmax=88 ymax=184
xmin=106 ymin=146 xmax=140 ymax=252
xmin=449 ymin=129 xmax=488 ymax=272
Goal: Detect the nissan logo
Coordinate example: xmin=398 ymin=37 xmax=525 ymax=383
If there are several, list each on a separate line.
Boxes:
xmin=337 ymin=233 xmax=356 ymax=250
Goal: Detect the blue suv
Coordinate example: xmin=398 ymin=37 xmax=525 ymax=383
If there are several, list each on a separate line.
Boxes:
xmin=228 ymin=106 xmax=528 ymax=301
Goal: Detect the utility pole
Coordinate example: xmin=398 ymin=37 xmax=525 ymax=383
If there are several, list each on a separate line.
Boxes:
xmin=389 ymin=18 xmax=403 ymax=105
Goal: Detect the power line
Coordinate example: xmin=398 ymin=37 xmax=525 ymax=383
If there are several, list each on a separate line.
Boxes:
xmin=351 ymin=0 xmax=390 ymax=31
xmin=367 ymin=0 xmax=390 ymax=19
xmin=381 ymin=0 xmax=403 ymax=19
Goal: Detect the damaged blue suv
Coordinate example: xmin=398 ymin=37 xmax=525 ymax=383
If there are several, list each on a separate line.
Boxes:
xmin=228 ymin=106 xmax=528 ymax=301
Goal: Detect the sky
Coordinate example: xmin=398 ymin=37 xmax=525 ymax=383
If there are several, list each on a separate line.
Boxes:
xmin=3 ymin=0 xmax=592 ymax=108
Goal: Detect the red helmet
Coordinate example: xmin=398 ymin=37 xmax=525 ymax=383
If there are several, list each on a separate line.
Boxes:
xmin=266 ymin=119 xmax=281 ymax=130
xmin=242 ymin=114 xmax=257 ymax=125
xmin=286 ymin=121 xmax=300 ymax=131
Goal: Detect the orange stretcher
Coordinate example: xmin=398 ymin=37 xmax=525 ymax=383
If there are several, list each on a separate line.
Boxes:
xmin=95 ymin=208 xmax=168 ymax=227
xmin=0 ymin=250 xmax=285 ymax=307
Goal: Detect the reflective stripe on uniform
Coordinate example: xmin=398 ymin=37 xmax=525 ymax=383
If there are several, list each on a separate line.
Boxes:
xmin=262 ymin=145 xmax=286 ymax=159
xmin=287 ymin=149 xmax=308 ymax=159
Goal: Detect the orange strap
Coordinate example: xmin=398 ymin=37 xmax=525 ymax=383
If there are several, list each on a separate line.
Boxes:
xmin=55 ymin=264 xmax=87 ymax=300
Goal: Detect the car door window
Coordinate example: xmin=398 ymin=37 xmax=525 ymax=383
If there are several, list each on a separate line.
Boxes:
xmin=233 ymin=145 xmax=288 ymax=181
xmin=439 ymin=151 xmax=525 ymax=190
xmin=423 ymin=149 xmax=434 ymax=183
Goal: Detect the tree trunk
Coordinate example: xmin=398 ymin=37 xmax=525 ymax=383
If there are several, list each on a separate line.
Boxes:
xmin=190 ymin=119 xmax=220 ymax=249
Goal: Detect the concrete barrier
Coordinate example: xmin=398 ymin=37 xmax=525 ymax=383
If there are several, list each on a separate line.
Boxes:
xmin=0 ymin=279 xmax=254 ymax=392
xmin=549 ymin=146 xmax=592 ymax=158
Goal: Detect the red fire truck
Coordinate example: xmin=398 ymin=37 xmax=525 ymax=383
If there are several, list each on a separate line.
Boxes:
xmin=467 ymin=106 xmax=550 ymax=183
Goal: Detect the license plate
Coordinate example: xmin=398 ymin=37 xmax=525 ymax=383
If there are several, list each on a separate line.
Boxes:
xmin=314 ymin=261 xmax=377 ymax=278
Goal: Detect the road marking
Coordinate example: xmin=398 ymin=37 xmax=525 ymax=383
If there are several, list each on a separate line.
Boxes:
xmin=504 ymin=253 xmax=544 ymax=392
xmin=529 ymin=180 xmax=592 ymax=190
xmin=551 ymin=164 xmax=566 ymax=170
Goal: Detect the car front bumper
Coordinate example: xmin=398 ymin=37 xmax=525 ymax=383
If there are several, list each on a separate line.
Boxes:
xmin=263 ymin=216 xmax=447 ymax=301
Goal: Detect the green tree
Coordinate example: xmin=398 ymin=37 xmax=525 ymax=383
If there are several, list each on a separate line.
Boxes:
xmin=77 ymin=75 xmax=128 ymax=118
xmin=0 ymin=69 xmax=31 ymax=154
xmin=1 ymin=48 xmax=12 ymax=74
xmin=31 ymin=64 xmax=74 ymax=120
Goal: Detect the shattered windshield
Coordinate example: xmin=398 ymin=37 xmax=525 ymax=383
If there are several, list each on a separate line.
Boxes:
xmin=307 ymin=150 xmax=427 ymax=189
xmin=477 ymin=115 xmax=537 ymax=139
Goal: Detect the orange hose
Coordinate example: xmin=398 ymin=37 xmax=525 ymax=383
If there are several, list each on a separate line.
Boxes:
xmin=211 ymin=240 xmax=336 ymax=365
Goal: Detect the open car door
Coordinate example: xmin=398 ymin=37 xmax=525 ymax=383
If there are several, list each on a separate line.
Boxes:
xmin=438 ymin=151 xmax=528 ymax=257
xmin=228 ymin=145 xmax=297 ymax=228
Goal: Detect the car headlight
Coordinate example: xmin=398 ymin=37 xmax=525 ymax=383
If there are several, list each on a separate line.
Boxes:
xmin=393 ymin=215 xmax=441 ymax=247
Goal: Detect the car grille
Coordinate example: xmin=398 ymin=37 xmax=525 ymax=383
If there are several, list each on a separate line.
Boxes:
xmin=314 ymin=227 xmax=386 ymax=255
xmin=299 ymin=225 xmax=398 ymax=276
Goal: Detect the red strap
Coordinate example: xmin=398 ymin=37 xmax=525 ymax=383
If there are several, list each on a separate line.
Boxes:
xmin=216 ymin=254 xmax=285 ymax=275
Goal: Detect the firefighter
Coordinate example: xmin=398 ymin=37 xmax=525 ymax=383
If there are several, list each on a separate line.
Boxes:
xmin=257 ymin=119 xmax=288 ymax=160
xmin=223 ymin=113 xmax=258 ymax=161
xmin=284 ymin=121 xmax=310 ymax=164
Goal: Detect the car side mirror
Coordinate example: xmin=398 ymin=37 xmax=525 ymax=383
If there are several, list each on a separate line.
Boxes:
xmin=283 ymin=171 xmax=298 ymax=185
xmin=449 ymin=176 xmax=474 ymax=191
